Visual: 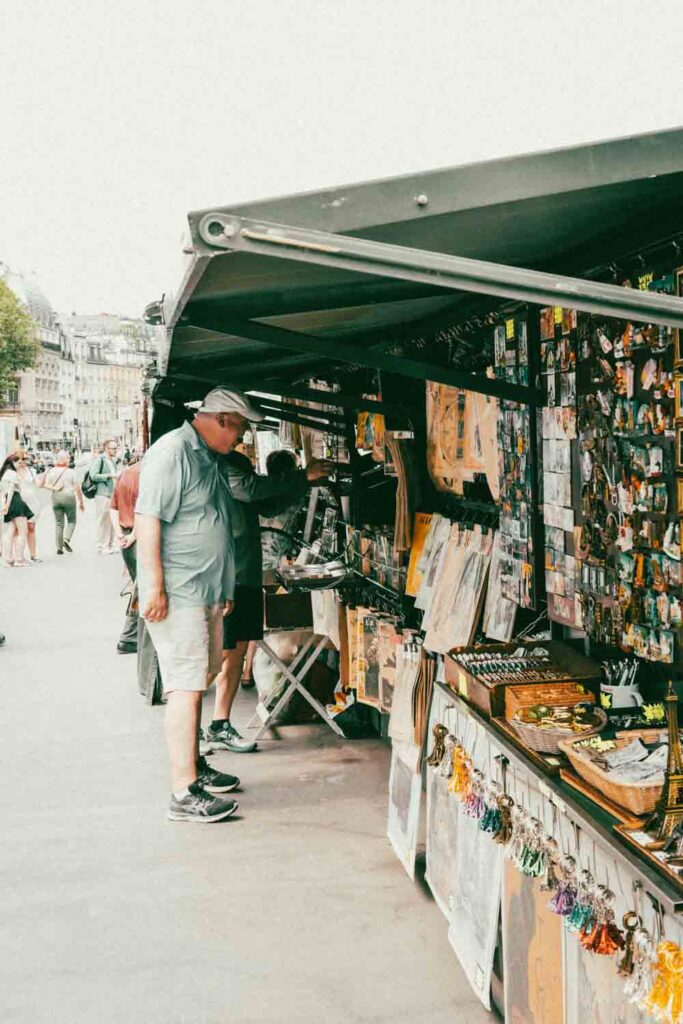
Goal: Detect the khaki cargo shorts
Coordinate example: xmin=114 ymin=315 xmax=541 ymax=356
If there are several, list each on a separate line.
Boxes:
xmin=146 ymin=603 xmax=224 ymax=692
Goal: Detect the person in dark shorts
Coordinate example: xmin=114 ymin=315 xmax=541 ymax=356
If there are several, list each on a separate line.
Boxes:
xmin=204 ymin=447 xmax=332 ymax=754
xmin=1 ymin=452 xmax=35 ymax=567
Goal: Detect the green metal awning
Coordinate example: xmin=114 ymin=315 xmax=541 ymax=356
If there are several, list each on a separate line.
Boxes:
xmin=150 ymin=126 xmax=683 ymax=412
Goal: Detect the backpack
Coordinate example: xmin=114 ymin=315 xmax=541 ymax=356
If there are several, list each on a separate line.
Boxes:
xmin=81 ymin=456 xmax=102 ymax=500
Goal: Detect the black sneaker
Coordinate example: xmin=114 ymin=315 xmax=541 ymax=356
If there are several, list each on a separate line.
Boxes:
xmin=63 ymin=540 xmax=73 ymax=553
xmin=208 ymin=720 xmax=258 ymax=754
xmin=116 ymin=641 xmax=137 ymax=654
xmin=196 ymin=755 xmax=240 ymax=794
xmin=167 ymin=781 xmax=238 ymax=823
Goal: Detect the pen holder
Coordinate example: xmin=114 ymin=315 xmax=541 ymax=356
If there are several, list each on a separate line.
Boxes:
xmin=600 ymin=683 xmax=644 ymax=710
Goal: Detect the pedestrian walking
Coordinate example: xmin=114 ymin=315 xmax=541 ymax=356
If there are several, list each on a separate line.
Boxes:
xmin=12 ymin=451 xmax=43 ymax=562
xmin=0 ymin=451 xmax=35 ymax=567
xmin=110 ymin=457 xmax=141 ymax=653
xmin=136 ymin=388 xmax=265 ymax=823
xmin=43 ymin=451 xmax=85 ymax=555
xmin=89 ymin=439 xmax=118 ymax=554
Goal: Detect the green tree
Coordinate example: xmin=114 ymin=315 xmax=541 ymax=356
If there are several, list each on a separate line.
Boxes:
xmin=0 ymin=279 xmax=41 ymax=396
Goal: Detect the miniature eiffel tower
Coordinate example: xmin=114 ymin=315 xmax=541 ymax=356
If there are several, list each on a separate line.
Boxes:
xmin=646 ymin=682 xmax=683 ymax=843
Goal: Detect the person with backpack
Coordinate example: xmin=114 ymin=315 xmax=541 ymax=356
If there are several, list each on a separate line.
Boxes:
xmin=89 ymin=440 xmax=118 ymax=554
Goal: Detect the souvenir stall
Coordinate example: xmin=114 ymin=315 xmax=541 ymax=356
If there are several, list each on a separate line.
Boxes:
xmin=145 ymin=128 xmax=683 ymax=1021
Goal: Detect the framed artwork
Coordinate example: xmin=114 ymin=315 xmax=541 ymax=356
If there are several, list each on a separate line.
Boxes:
xmin=677 ymin=425 xmax=683 ymax=471
xmin=676 ymin=374 xmax=683 ymax=420
xmin=675 ymin=269 xmax=683 ymax=368
xmin=677 ymin=478 xmax=683 ymax=515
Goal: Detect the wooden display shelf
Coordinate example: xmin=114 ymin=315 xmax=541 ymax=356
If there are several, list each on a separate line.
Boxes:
xmin=615 ymin=824 xmax=683 ymax=896
xmin=559 ymin=768 xmax=645 ymax=829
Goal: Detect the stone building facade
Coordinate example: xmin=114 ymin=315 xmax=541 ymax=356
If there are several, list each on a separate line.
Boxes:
xmin=0 ymin=265 xmax=158 ymax=451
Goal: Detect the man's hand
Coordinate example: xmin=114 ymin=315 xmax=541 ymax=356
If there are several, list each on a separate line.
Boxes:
xmin=120 ymin=534 xmax=135 ymax=549
xmin=223 ymin=599 xmax=235 ymax=617
xmin=143 ymin=587 xmax=169 ymax=623
xmin=306 ymin=458 xmax=334 ymax=482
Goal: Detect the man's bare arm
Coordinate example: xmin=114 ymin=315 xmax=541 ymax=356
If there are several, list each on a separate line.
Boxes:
xmin=136 ymin=513 xmax=168 ymax=621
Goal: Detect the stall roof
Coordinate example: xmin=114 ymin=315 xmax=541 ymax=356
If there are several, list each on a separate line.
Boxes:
xmin=152 ymin=126 xmax=683 ymax=404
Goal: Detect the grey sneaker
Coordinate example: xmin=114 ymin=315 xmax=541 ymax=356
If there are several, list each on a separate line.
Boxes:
xmin=198 ymin=727 xmax=214 ymax=756
xmin=208 ymin=721 xmax=258 ymax=754
xmin=196 ymin=755 xmax=240 ymax=794
xmin=168 ymin=781 xmax=238 ymax=823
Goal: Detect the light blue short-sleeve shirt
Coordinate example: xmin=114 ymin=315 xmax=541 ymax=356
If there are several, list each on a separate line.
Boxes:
xmin=135 ymin=420 xmax=235 ymax=608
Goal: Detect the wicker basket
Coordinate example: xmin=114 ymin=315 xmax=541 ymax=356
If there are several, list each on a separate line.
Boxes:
xmin=558 ymin=728 xmax=667 ymax=816
xmin=509 ymin=707 xmax=608 ymax=755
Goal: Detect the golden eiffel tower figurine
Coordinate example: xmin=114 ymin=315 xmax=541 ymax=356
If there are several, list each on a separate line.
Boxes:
xmin=646 ymin=681 xmax=683 ymax=843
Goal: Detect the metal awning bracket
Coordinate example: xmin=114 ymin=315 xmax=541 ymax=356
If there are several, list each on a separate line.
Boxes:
xmin=197 ymin=212 xmax=683 ymax=330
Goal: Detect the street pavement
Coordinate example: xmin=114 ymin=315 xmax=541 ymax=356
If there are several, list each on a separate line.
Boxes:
xmin=0 ymin=503 xmax=490 ymax=1024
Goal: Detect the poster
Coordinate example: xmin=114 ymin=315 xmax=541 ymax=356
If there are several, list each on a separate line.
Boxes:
xmin=387 ymin=744 xmax=422 ymax=880
xmin=447 ymin=806 xmax=503 ymax=1010
xmin=425 ymin=767 xmax=458 ymax=919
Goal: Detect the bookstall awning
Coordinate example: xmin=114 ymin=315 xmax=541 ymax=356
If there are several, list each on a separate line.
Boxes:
xmin=150 ymin=126 xmax=683 ymax=415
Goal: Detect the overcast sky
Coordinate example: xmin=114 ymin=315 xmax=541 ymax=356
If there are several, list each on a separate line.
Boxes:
xmin=1 ymin=0 xmax=682 ymax=318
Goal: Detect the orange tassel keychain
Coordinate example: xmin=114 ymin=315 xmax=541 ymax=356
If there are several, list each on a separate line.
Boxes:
xmin=579 ymin=885 xmax=625 ymax=956
xmin=449 ymin=743 xmax=472 ymax=799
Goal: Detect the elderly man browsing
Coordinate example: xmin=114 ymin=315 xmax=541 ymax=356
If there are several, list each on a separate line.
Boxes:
xmin=135 ymin=388 xmax=264 ymax=823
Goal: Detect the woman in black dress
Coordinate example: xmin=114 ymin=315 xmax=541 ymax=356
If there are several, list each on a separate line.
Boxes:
xmin=0 ymin=451 xmax=35 ymax=567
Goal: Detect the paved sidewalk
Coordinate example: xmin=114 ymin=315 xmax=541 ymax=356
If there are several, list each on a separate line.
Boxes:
xmin=0 ymin=505 xmax=490 ymax=1024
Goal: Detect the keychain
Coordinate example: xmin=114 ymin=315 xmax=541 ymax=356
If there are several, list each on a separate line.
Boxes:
xmin=618 ymin=911 xmax=643 ymax=977
xmin=426 ymin=723 xmax=448 ymax=767
xmin=579 ymin=885 xmax=625 ymax=955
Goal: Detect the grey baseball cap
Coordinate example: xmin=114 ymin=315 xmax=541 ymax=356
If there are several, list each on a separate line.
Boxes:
xmin=198 ymin=388 xmax=265 ymax=421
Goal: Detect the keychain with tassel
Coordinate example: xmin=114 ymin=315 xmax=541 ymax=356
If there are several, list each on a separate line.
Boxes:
xmin=439 ymin=735 xmax=457 ymax=779
xmin=518 ymin=818 xmax=548 ymax=878
xmin=579 ymin=886 xmax=625 ymax=956
xmin=624 ymin=926 xmax=657 ymax=1006
xmin=506 ymin=805 xmax=528 ymax=864
xmin=463 ymin=769 xmax=486 ymax=819
xmin=566 ymin=869 xmax=595 ymax=933
xmin=539 ymin=836 xmax=560 ymax=892
xmin=449 ymin=743 xmax=472 ymax=798
xmin=550 ymin=854 xmax=578 ymax=916
xmin=493 ymin=794 xmax=514 ymax=846
xmin=426 ymin=723 xmax=448 ymax=767
xmin=480 ymin=782 xmax=502 ymax=834
xmin=642 ymin=940 xmax=683 ymax=1023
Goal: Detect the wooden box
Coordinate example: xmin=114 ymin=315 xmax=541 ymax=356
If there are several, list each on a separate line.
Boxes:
xmin=505 ymin=682 xmax=595 ymax=720
xmin=444 ymin=640 xmax=600 ymax=719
